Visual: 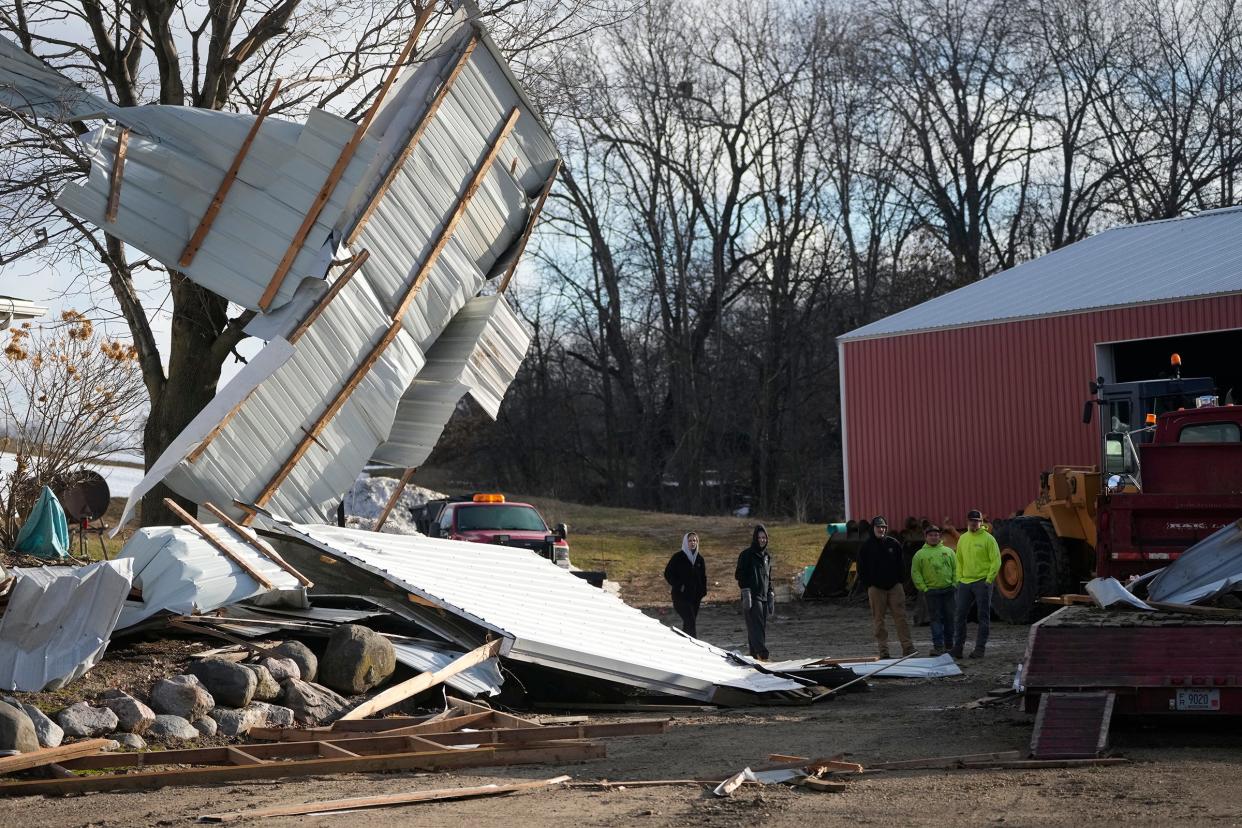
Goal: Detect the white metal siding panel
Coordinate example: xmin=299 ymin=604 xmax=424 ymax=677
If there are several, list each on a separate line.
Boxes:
xmin=0 ymin=560 xmax=133 ymax=691
xmin=265 ymin=521 xmax=805 ymax=701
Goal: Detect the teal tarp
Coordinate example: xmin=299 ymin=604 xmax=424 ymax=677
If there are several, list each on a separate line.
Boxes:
xmin=14 ymin=485 xmax=70 ymax=559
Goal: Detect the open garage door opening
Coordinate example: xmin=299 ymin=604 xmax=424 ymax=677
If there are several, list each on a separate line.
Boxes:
xmin=1104 ymin=328 xmax=1242 ymax=406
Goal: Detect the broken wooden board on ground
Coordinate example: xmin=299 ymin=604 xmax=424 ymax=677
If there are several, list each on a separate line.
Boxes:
xmin=0 ymin=743 xmax=602 ymax=797
xmin=199 ymin=774 xmax=571 ymax=822
xmin=868 ymin=750 xmax=1024 ymax=770
xmin=0 ymin=739 xmax=115 ymax=775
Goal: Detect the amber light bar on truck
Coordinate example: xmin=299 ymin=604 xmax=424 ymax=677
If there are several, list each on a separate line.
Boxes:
xmin=473 ymin=493 xmax=505 ymax=503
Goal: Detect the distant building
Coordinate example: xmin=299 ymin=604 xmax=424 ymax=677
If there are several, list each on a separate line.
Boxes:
xmin=837 ymin=207 xmax=1242 ymax=523
xmin=0 ymin=295 xmax=47 ymax=329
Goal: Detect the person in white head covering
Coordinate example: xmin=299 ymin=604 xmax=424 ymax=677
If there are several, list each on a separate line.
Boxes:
xmin=664 ymin=531 xmax=708 ymax=637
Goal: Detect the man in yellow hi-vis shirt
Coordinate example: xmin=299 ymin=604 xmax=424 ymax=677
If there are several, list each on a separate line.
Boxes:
xmin=950 ymin=509 xmax=1000 ymax=660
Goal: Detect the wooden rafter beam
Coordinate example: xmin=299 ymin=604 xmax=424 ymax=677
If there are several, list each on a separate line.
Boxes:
xmin=179 ymin=80 xmax=283 ymax=267
xmin=257 ymin=2 xmax=439 ymax=310
xmin=251 ymin=107 xmax=521 ymax=510
xmin=104 ymin=128 xmax=130 ymax=223
xmin=346 ymin=31 xmax=480 ymax=246
xmin=200 ymin=501 xmax=312 ymax=587
xmin=498 ymin=159 xmax=561 ymax=294
xmin=339 ymin=639 xmax=503 ymax=720
xmin=162 ymin=498 xmax=274 ymax=589
xmin=0 ymin=743 xmax=603 ymax=797
xmin=373 ymin=467 xmax=415 ymax=531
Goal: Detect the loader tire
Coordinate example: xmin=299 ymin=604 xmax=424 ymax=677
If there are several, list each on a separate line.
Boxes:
xmin=991 ymin=516 xmax=1067 ymax=625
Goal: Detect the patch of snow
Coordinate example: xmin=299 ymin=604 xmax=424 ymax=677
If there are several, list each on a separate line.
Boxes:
xmin=342 ymin=474 xmax=447 ymax=535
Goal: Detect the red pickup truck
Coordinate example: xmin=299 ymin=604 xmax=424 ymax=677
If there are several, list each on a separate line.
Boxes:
xmin=423 ymin=494 xmax=572 ymax=567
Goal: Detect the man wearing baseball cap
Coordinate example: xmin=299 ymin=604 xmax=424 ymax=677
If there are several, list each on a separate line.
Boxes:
xmin=951 ymin=509 xmax=1000 ymax=659
xmin=857 ymin=515 xmax=913 ymax=659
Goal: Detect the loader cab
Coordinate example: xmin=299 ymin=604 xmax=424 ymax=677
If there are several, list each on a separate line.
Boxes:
xmin=1087 ymin=374 xmax=1216 ymax=477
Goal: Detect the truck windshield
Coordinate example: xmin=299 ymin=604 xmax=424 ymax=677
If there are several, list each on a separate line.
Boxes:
xmin=456 ymin=504 xmax=548 ymax=532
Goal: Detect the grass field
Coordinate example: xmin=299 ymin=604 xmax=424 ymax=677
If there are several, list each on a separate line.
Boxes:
xmin=522 ymin=495 xmax=826 ymax=605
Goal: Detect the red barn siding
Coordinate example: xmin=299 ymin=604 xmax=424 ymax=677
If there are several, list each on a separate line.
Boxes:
xmin=841 ymin=294 xmax=1242 ymax=522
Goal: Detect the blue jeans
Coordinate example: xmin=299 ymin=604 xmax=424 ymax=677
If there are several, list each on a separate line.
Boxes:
xmin=924 ymin=587 xmax=956 ymax=650
xmin=953 ymin=580 xmax=992 ymax=653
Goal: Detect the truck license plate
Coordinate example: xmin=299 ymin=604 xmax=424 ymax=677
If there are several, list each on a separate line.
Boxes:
xmin=1175 ymin=688 xmax=1220 ymax=711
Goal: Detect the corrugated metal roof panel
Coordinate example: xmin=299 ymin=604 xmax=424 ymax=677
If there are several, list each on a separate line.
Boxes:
xmin=0 ymin=36 xmax=122 ymax=125
xmin=114 ymin=524 xmax=304 ymax=629
xmin=390 ymin=640 xmax=503 ymax=698
xmin=55 ymin=107 xmax=373 ymax=313
xmin=373 ymin=294 xmax=531 ymax=466
xmin=841 ymin=208 xmax=1242 ymax=341
xmin=0 ymin=559 xmax=133 ymax=691
xmin=264 ymin=520 xmax=807 ymax=702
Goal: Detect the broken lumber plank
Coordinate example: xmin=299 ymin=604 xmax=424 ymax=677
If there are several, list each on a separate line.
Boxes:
xmin=167 ymin=618 xmax=284 ymax=659
xmin=374 ymin=467 xmax=416 ymax=532
xmin=341 ymin=640 xmax=503 ymax=720
xmin=179 ymin=80 xmax=283 ymax=267
xmin=957 ymin=758 xmax=1128 ymax=770
xmin=497 ymin=159 xmax=561 ymax=294
xmin=199 ymin=774 xmax=571 ymax=822
xmin=449 ymin=697 xmax=541 ymax=729
xmin=801 ymin=777 xmax=850 ymax=793
xmin=104 ymin=127 xmax=130 ymax=223
xmin=0 ymin=739 xmax=114 ymax=775
xmin=200 ymin=501 xmax=312 ymax=587
xmin=257 ymin=1 xmax=437 ymax=310
xmin=7 ymin=743 xmax=603 ymax=797
xmin=252 ymin=710 xmax=493 ymax=742
xmin=162 ymin=498 xmax=274 ymax=589
xmin=869 ymin=750 xmax=1024 ymax=770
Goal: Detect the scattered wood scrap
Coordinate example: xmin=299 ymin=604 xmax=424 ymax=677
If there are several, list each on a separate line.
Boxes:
xmin=0 ymin=740 xmax=115 ymax=776
xmin=1038 ymin=594 xmax=1094 ymax=606
xmin=199 ymin=774 xmax=571 ymax=822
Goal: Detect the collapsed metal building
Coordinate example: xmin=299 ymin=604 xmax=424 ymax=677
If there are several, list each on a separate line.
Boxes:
xmin=0 ymin=2 xmax=821 ymax=705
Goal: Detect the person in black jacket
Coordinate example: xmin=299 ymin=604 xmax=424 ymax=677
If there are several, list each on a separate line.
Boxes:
xmin=857 ymin=515 xmax=913 ymax=659
xmin=664 ymin=531 xmax=708 ymax=637
xmin=735 ymin=524 xmax=773 ymax=659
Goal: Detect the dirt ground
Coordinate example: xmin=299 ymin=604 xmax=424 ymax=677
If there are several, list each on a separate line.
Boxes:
xmin=4 ymin=598 xmax=1241 ymax=827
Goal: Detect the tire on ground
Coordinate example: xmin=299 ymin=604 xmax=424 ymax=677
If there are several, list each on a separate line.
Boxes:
xmin=991 ymin=516 xmax=1065 ymax=624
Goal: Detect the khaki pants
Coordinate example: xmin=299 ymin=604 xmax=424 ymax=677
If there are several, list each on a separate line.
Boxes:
xmin=868 ymin=585 xmax=912 ymax=656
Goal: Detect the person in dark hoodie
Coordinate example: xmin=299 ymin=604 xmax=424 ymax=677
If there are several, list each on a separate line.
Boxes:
xmin=664 ymin=531 xmax=708 ymax=637
xmin=857 ymin=515 xmax=913 ymax=659
xmin=735 ymin=524 xmax=773 ymax=659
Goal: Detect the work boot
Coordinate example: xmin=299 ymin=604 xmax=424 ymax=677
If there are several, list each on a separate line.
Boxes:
xmin=879 ymin=650 xmax=891 ymax=660
xmin=969 ymin=648 xmax=985 ymax=659
xmin=901 ymin=646 xmax=917 ymax=657
xmin=949 ymin=648 xmax=964 ymax=660
xmin=929 ymin=646 xmax=944 ymax=657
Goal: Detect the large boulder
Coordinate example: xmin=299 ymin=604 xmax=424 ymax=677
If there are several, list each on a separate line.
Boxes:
xmin=187 ymin=658 xmax=257 ymax=709
xmin=249 ymin=701 xmax=295 ymax=729
xmin=271 ymin=641 xmax=317 ymax=683
xmin=0 ymin=701 xmax=38 ymax=753
xmin=208 ymin=706 xmax=265 ymax=738
xmin=11 ymin=701 xmax=62 ymax=748
xmin=147 ymin=714 xmax=200 ymax=742
xmin=259 ymin=657 xmax=300 ymax=683
xmin=98 ymin=691 xmax=155 ymax=735
xmin=56 ymin=702 xmax=118 ymax=738
xmin=318 ymin=625 xmax=395 ymax=695
xmin=111 ymin=732 xmax=147 ymax=751
xmin=280 ymin=678 xmax=348 ymax=725
xmin=241 ymin=664 xmax=281 ymax=702
xmin=191 ymin=717 xmax=217 ymax=738
xmin=150 ymin=675 xmax=215 ymax=720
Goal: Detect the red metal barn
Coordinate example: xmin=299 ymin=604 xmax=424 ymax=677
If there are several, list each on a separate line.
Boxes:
xmin=837 ymin=208 xmax=1242 ymax=523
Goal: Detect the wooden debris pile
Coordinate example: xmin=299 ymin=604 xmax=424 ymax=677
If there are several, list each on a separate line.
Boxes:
xmin=0 ymin=696 xmax=668 ymax=797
